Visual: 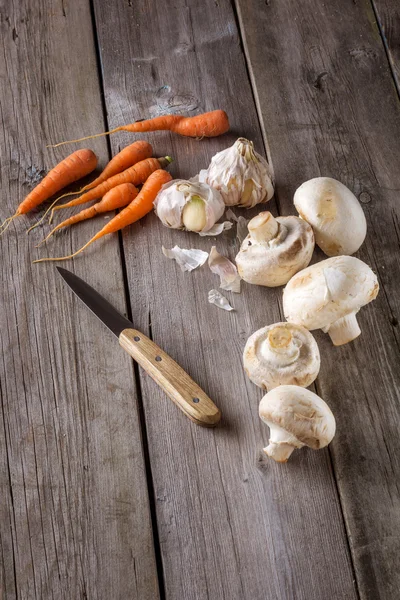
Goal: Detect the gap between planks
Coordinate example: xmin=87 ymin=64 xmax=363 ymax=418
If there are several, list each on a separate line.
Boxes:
xmin=88 ymin=1 xmax=166 ymax=596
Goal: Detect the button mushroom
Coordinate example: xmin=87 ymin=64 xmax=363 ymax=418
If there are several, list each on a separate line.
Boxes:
xmin=283 ymin=255 xmax=379 ymax=346
xmin=235 ymin=211 xmax=315 ymax=287
xmin=243 ymin=322 xmax=320 ymax=391
xmin=259 ymin=385 xmax=336 ymax=462
xmin=294 ymin=177 xmax=367 ymax=256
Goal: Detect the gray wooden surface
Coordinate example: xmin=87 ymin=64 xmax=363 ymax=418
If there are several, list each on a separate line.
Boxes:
xmin=1 ymin=0 xmax=399 ymax=599
xmin=0 ymin=1 xmax=158 ymax=598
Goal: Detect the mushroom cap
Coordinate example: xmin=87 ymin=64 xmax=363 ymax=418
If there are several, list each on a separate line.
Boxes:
xmin=259 ymin=385 xmax=336 ymax=450
xmin=235 ymin=215 xmax=314 ymax=287
xmin=283 ymin=256 xmax=379 ymax=331
xmin=243 ymin=322 xmax=320 ymax=390
xmin=294 ymin=177 xmax=367 ymax=256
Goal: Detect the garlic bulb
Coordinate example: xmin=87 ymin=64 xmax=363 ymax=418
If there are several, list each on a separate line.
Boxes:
xmin=154 ymin=179 xmax=225 ymax=234
xmin=202 ymin=138 xmax=274 ymax=208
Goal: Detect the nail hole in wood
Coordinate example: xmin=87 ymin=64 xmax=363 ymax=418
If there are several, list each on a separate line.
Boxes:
xmin=155 ymin=356 xmax=162 ymax=362
xmin=192 ymin=397 xmax=200 ymax=403
xmin=134 ymin=336 xmax=140 ymax=342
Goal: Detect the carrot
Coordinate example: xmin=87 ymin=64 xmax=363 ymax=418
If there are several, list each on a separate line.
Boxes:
xmin=50 ymin=156 xmax=172 ymax=222
xmin=37 ymin=183 xmax=138 ymax=246
xmin=0 ymin=149 xmax=97 ymax=234
xmin=28 ymin=140 xmax=152 ymax=233
xmin=49 ymin=110 xmax=230 ymax=147
xmin=34 ymin=170 xmax=172 ymax=263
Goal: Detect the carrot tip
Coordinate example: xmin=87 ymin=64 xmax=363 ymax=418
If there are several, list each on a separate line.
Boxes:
xmin=0 ymin=215 xmax=17 ymax=235
xmin=46 ymin=127 xmax=122 ymax=148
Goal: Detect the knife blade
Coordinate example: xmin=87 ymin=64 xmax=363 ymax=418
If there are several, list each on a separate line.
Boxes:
xmin=57 ymin=267 xmax=221 ymax=427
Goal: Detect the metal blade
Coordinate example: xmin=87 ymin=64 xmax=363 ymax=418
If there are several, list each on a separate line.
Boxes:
xmin=56 ymin=267 xmax=133 ymax=338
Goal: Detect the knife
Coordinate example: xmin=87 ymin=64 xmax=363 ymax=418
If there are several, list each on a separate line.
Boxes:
xmin=57 ymin=267 xmax=221 ymax=427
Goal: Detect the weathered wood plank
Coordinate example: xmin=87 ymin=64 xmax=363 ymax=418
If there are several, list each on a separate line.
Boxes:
xmin=234 ymin=0 xmax=400 ymax=597
xmin=93 ymin=0 xmax=358 ymax=598
xmin=371 ymin=0 xmax=400 ymax=91
xmin=0 ymin=1 xmax=159 ymax=598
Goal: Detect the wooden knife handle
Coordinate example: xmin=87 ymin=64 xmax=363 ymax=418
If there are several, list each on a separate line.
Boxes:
xmin=119 ymin=328 xmax=221 ymax=427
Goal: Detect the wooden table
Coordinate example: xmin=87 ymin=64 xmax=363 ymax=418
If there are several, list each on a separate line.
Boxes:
xmin=1 ymin=1 xmax=399 ymax=598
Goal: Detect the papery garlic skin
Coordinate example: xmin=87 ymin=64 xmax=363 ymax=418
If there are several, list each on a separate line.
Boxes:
xmin=203 ymin=138 xmax=274 ymax=208
xmin=162 ymin=246 xmax=208 ymax=272
xmin=154 ymin=179 xmax=225 ymax=233
xmin=208 ymin=246 xmax=241 ymax=293
xmin=208 ymin=289 xmax=234 ymax=311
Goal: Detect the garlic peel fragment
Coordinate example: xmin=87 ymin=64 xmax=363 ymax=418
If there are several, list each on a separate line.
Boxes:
xmin=199 ymin=221 xmax=233 ymax=237
xmin=208 ymin=289 xmax=234 ymax=311
xmin=226 ymin=209 xmax=249 ymax=244
xmin=162 ymin=245 xmax=208 ymax=272
xmin=208 ymin=246 xmax=241 ymax=293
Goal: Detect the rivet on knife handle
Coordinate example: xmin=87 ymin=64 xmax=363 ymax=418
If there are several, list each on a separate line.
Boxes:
xmin=119 ymin=328 xmax=221 ymax=427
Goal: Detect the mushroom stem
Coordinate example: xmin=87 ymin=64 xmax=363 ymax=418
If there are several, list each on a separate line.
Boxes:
xmin=263 ymin=442 xmax=295 ymax=462
xmin=248 ymin=211 xmax=279 ymax=243
xmin=261 ymin=327 xmax=301 ymax=367
xmin=326 ymin=312 xmax=361 ymax=346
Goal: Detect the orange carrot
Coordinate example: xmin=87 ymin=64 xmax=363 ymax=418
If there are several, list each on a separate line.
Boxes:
xmin=0 ymin=149 xmax=97 ymax=234
xmin=34 ymin=170 xmax=172 ymax=263
xmin=50 ymin=156 xmax=172 ymax=222
xmin=37 ymin=183 xmax=138 ymax=246
xmin=78 ymin=140 xmax=152 ymax=192
xmin=28 ymin=140 xmax=152 ymax=232
xmin=49 ymin=110 xmax=230 ymax=147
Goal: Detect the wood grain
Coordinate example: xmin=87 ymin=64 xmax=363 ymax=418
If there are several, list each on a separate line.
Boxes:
xmin=93 ymin=0 xmax=358 ymax=598
xmin=234 ymin=0 xmax=400 ymax=597
xmin=372 ymin=0 xmax=400 ymax=91
xmin=0 ymin=1 xmax=159 ymax=598
xmin=119 ymin=329 xmax=221 ymax=426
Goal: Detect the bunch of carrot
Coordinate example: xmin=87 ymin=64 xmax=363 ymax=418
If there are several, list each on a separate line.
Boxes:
xmin=0 ymin=110 xmax=229 ymax=262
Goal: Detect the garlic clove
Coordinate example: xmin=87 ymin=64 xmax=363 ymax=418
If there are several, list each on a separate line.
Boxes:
xmin=182 ymin=195 xmax=207 ymax=232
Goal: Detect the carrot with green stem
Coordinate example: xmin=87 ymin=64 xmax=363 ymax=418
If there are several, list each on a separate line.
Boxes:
xmin=48 ymin=110 xmax=230 ymax=148
xmin=28 ymin=140 xmax=152 ymax=233
xmin=49 ymin=156 xmax=172 ymax=223
xmin=0 ymin=149 xmax=97 ymax=235
xmin=34 ymin=170 xmax=172 ymax=263
xmin=37 ymin=183 xmax=138 ymax=247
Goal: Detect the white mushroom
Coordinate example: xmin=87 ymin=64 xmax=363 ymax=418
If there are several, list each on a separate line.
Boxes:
xmin=243 ymin=322 xmax=320 ymax=391
xmin=283 ymin=256 xmax=379 ymax=346
xmin=259 ymin=385 xmax=336 ymax=462
xmin=294 ymin=177 xmax=367 ymax=256
xmin=235 ymin=211 xmax=315 ymax=287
